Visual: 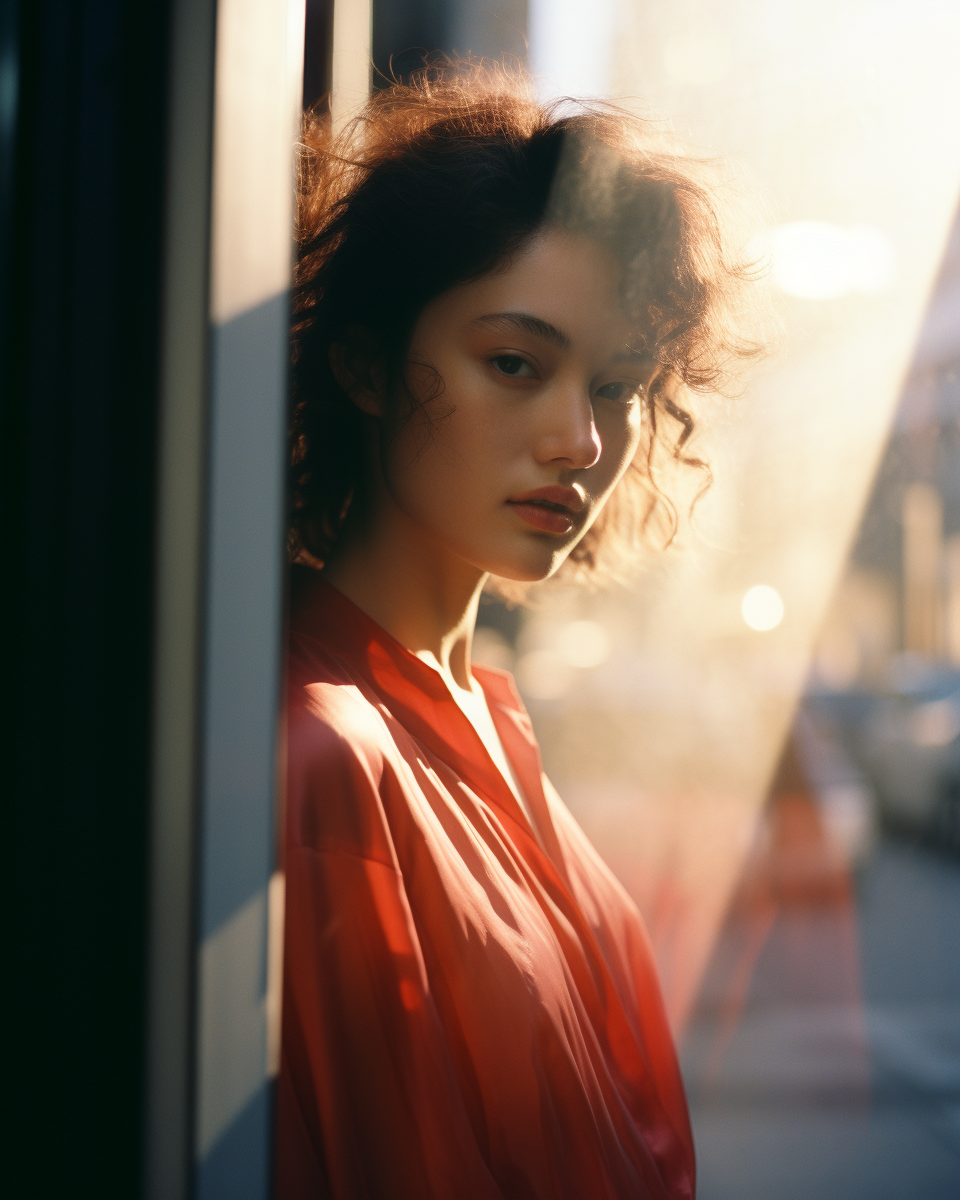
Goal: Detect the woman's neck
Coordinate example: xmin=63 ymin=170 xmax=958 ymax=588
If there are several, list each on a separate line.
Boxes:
xmin=321 ymin=492 xmax=488 ymax=692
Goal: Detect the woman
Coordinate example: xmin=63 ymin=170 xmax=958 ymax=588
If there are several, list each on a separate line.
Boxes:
xmin=276 ymin=67 xmax=761 ymax=1199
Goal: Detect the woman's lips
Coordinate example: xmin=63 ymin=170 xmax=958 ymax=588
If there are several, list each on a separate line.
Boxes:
xmin=508 ymin=502 xmax=575 ymax=534
xmin=506 ymin=486 xmax=586 ymax=535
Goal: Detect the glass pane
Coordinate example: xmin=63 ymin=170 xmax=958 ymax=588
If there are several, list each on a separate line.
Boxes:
xmin=508 ymin=2 xmax=960 ymax=1196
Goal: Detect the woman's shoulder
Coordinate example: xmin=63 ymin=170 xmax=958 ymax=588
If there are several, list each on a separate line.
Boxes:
xmin=285 ymin=646 xmax=401 ymax=864
xmin=287 ymin=642 xmax=389 ymax=765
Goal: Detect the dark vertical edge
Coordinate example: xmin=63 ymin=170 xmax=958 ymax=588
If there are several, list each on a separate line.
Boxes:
xmin=4 ymin=1 xmax=174 ymax=1194
xmin=0 ymin=0 xmax=19 ymax=372
xmin=302 ymin=0 xmax=333 ymax=112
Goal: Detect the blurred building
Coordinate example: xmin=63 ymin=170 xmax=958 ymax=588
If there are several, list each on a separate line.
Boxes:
xmin=371 ymin=0 xmax=528 ymax=83
xmin=819 ymin=208 xmax=960 ymax=684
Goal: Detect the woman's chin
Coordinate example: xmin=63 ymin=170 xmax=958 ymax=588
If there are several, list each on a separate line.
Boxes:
xmin=480 ymin=549 xmax=570 ymax=584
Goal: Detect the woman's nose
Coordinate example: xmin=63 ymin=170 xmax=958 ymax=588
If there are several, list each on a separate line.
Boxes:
xmin=534 ymin=387 xmax=602 ymax=470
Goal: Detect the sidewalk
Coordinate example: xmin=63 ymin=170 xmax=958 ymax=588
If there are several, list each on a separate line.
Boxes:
xmin=682 ymin=809 xmax=960 ymax=1197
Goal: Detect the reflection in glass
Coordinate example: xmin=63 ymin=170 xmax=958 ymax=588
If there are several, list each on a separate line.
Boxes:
xmin=476 ymin=2 xmax=960 ymax=1195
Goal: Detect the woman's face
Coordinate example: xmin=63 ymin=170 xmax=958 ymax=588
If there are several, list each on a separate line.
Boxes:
xmin=374 ymin=229 xmax=658 ymax=583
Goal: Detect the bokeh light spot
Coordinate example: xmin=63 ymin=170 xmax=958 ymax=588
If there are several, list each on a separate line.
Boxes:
xmin=742 ymin=585 xmax=784 ymax=632
xmin=754 ymin=221 xmax=897 ymax=300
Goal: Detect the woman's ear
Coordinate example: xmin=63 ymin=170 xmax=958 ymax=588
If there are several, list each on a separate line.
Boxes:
xmin=329 ymin=328 xmax=386 ymax=417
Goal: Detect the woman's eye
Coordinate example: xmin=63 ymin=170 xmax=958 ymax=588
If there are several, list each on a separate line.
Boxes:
xmin=490 ymin=355 xmax=536 ymax=378
xmin=595 ymin=381 xmax=639 ymax=403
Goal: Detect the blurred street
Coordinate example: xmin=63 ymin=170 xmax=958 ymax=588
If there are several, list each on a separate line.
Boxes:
xmin=683 ymin=834 xmax=960 ymax=1199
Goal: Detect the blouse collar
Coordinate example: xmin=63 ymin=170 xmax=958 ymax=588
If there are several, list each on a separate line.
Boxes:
xmin=288 ymin=566 xmax=568 ymax=873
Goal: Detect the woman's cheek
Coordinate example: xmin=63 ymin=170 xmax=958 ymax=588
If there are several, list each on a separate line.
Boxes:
xmin=383 ymin=421 xmax=483 ymax=533
xmin=596 ymin=406 xmax=642 ymax=485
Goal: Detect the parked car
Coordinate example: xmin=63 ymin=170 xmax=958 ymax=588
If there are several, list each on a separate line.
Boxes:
xmin=850 ymin=664 xmax=960 ymax=852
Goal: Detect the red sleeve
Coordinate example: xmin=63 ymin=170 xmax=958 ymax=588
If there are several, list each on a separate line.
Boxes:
xmin=274 ymin=686 xmax=502 ymax=1200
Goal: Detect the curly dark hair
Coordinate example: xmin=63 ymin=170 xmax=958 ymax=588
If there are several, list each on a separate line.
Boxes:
xmin=289 ymin=64 xmax=766 ymax=591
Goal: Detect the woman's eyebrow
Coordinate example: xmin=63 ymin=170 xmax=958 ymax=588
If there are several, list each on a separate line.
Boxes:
xmin=471 ymin=311 xmax=572 ymax=350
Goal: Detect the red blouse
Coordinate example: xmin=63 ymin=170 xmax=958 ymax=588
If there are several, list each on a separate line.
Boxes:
xmin=275 ymin=569 xmax=694 ymax=1199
